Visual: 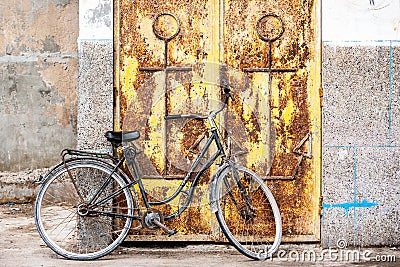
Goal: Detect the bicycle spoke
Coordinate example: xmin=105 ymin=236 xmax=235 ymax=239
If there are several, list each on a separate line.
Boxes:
xmin=48 ymin=210 xmax=76 ymax=236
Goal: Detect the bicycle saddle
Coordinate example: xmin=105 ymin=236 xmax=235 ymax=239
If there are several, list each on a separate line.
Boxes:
xmin=105 ymin=131 xmax=140 ymax=144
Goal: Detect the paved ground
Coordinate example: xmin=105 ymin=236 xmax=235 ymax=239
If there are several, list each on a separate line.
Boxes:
xmin=0 ymin=203 xmax=398 ymax=267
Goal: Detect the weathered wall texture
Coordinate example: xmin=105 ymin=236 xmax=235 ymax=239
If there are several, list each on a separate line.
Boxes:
xmin=77 ymin=41 xmax=113 ymax=150
xmin=322 ymin=43 xmax=400 ymax=247
xmin=0 ymin=0 xmax=78 ymax=171
xmin=321 ymin=1 xmax=400 ymax=247
xmin=1 ymin=0 xmax=399 ymax=248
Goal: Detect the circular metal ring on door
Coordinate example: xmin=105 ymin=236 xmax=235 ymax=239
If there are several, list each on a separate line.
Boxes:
xmin=152 ymin=12 xmax=181 ymax=41
xmin=256 ymin=14 xmax=284 ymax=42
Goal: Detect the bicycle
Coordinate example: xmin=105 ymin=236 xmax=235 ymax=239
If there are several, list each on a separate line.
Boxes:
xmin=34 ymin=85 xmax=282 ymax=261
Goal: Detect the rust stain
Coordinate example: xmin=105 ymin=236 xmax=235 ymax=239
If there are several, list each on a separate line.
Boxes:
xmin=223 ymin=0 xmax=317 ymax=238
xmin=117 ymin=0 xmax=320 ymax=240
xmin=228 ymin=92 xmax=262 ymax=144
xmin=179 ymin=119 xmax=208 ymax=160
xmin=270 ymin=73 xmax=311 ymax=177
xmin=118 ymin=0 xmax=217 ymax=177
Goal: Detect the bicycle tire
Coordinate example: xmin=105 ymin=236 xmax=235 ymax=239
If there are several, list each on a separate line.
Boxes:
xmin=34 ymin=160 xmax=136 ymax=260
xmin=214 ymin=165 xmax=282 ymax=260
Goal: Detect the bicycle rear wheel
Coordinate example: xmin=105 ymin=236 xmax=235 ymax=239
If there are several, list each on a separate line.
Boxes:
xmin=215 ymin=165 xmax=282 ymax=260
xmin=34 ymin=160 xmax=135 ymax=260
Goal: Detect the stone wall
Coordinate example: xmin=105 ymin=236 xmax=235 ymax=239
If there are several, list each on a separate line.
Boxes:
xmin=0 ymin=0 xmax=78 ymax=171
xmin=322 ymin=42 xmax=400 ymax=247
xmin=321 ymin=1 xmax=400 ymax=247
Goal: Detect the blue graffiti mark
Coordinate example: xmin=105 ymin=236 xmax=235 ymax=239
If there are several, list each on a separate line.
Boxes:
xmin=323 ymin=200 xmax=379 ymax=217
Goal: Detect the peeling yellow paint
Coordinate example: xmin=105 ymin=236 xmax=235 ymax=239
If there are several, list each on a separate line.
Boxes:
xmin=282 ymin=98 xmax=294 ymax=126
xmin=121 ymin=56 xmax=139 ymax=104
xmin=241 ymin=73 xmax=272 ymax=171
xmin=116 ymin=0 xmax=321 ymax=242
xmin=145 ymin=74 xmax=168 ymax=173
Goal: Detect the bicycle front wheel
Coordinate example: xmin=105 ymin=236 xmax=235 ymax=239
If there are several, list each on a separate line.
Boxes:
xmin=34 ymin=160 xmax=135 ymax=260
xmin=215 ymin=165 xmax=282 ymax=260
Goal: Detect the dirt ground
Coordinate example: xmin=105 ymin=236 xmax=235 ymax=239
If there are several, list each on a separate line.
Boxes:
xmin=0 ymin=203 xmax=398 ymax=267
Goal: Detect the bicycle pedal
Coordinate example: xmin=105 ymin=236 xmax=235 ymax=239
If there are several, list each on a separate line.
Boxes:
xmin=151 ymin=218 xmax=177 ymax=236
xmin=167 ymin=229 xmax=177 ymax=237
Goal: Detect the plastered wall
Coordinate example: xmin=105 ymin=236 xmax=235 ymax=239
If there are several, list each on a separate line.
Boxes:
xmin=0 ymin=0 xmax=78 ymax=171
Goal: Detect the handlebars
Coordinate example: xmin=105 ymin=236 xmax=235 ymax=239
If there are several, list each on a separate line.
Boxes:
xmin=165 ymin=82 xmax=233 ymax=122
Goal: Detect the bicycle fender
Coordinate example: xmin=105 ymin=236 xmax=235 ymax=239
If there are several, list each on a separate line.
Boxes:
xmin=34 ymin=157 xmax=91 ymax=184
xmin=209 ymin=163 xmax=230 ymax=213
xmin=33 ymin=160 xmax=67 ymax=185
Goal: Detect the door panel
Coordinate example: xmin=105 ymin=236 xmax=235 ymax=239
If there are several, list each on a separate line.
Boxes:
xmin=222 ymin=0 xmax=321 ymax=240
xmin=115 ymin=0 xmax=321 ymax=241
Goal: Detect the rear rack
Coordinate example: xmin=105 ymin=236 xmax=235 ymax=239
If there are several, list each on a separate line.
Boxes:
xmin=61 ymin=149 xmax=116 ymax=161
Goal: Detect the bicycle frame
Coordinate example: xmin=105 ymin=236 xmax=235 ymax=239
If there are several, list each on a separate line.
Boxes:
xmin=129 ymin=126 xmax=226 ymax=221
xmin=84 ymin=126 xmax=227 ymax=222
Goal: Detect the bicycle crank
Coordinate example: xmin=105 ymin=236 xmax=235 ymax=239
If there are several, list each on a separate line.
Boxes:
xmin=142 ymin=208 xmax=177 ymax=236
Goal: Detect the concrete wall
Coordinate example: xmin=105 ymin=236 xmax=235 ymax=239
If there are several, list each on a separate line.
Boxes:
xmin=321 ymin=1 xmax=400 ymax=247
xmin=77 ymin=0 xmax=113 ymax=150
xmin=0 ymin=0 xmax=78 ymax=171
xmin=0 ymin=0 xmax=112 ymax=171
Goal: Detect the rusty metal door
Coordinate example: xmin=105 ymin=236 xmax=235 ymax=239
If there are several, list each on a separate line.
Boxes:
xmin=114 ymin=0 xmax=321 ymax=242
